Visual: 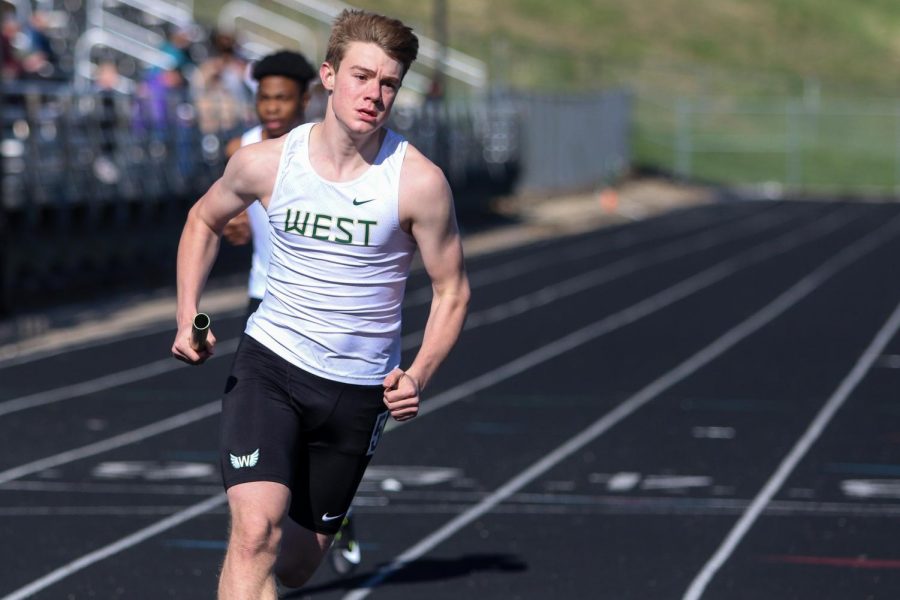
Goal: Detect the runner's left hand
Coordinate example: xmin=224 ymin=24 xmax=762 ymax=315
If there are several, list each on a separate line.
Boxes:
xmin=382 ymin=368 xmax=420 ymax=421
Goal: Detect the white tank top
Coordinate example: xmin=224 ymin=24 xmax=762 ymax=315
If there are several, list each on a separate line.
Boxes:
xmin=245 ymin=123 xmax=416 ymax=385
xmin=240 ymin=125 xmax=270 ymax=300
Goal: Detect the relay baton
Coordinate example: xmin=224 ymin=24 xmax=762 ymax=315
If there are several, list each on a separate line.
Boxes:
xmin=191 ymin=313 xmax=211 ymax=351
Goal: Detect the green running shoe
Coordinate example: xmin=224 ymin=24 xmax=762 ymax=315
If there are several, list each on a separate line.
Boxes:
xmin=329 ymin=510 xmax=361 ymax=576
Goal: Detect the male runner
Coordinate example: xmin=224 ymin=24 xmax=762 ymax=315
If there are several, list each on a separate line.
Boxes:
xmin=222 ymin=50 xmax=315 ymax=318
xmin=172 ymin=9 xmax=470 ymax=598
xmin=220 ymin=49 xmax=363 ymax=578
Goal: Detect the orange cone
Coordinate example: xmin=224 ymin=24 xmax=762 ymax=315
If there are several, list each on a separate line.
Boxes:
xmin=599 ymin=188 xmax=619 ymax=213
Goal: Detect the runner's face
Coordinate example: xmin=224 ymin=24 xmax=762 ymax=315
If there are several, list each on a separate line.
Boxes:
xmin=256 ymin=75 xmax=306 ymax=138
xmin=322 ymin=42 xmax=403 ymax=135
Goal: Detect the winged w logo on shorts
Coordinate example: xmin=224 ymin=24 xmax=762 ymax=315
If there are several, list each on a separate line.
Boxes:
xmin=230 ymin=449 xmax=260 ymax=469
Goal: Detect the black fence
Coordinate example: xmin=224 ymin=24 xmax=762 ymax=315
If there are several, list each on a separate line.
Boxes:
xmin=0 ymin=83 xmax=630 ymax=316
xmin=1 ymin=81 xmax=246 ymax=314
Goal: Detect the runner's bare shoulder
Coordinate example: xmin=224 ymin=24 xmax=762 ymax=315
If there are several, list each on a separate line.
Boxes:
xmin=224 ymin=137 xmax=287 ymax=204
xmin=399 ymin=143 xmax=453 ymax=227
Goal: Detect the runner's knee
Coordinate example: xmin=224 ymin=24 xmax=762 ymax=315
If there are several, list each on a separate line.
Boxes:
xmin=229 ymin=512 xmax=282 ymax=558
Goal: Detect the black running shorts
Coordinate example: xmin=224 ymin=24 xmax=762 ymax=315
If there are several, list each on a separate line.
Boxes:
xmin=220 ymin=334 xmax=390 ymax=535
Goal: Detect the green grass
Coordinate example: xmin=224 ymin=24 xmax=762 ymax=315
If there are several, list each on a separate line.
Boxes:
xmin=635 ymin=96 xmax=900 ymax=190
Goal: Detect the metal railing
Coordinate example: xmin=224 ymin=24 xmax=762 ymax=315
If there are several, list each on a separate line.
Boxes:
xmin=73 ymin=28 xmax=176 ymax=92
xmin=265 ymin=0 xmax=487 ymax=90
xmin=72 ymin=0 xmax=195 ymax=90
xmin=216 ymin=1 xmax=318 ymax=61
xmin=0 ymin=83 xmax=632 ymax=314
xmin=0 ymin=84 xmax=634 ymax=212
xmin=2 ymin=82 xmax=235 ymax=211
xmin=514 ymin=90 xmax=632 ymax=194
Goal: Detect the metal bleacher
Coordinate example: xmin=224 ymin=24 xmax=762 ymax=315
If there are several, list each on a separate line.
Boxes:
xmin=0 ymin=0 xmax=506 ymax=315
xmin=1 ymin=0 xmax=231 ymax=313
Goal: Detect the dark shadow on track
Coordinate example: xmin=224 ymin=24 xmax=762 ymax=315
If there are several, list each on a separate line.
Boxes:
xmin=288 ymin=553 xmax=529 ymax=596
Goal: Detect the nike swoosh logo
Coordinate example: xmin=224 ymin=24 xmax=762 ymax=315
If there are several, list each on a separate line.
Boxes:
xmin=352 ymin=198 xmax=377 ymax=206
xmin=322 ymin=512 xmax=346 ymax=522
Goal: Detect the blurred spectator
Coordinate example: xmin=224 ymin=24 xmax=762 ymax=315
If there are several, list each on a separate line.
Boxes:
xmin=94 ymin=60 xmax=122 ymax=92
xmin=193 ymin=29 xmax=253 ymax=134
xmin=134 ymin=24 xmax=197 ymax=130
xmin=133 ymin=25 xmax=198 ymax=183
xmin=159 ymin=24 xmax=194 ymax=76
xmin=23 ymin=11 xmax=57 ymax=77
xmin=1 ymin=14 xmax=22 ymax=80
xmin=211 ymin=29 xmax=251 ymax=102
xmin=133 ymin=60 xmax=196 ymax=186
xmin=135 ymin=64 xmax=189 ymax=130
xmin=3 ymin=10 xmax=61 ymax=80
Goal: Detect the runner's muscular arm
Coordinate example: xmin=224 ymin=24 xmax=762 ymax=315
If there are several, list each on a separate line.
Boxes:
xmin=383 ymin=149 xmax=470 ymax=419
xmin=172 ymin=140 xmax=282 ymax=364
xmin=222 ymin=136 xmax=252 ymax=245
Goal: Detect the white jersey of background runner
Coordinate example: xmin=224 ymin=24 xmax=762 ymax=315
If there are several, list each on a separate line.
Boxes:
xmin=240 ymin=125 xmax=270 ymax=301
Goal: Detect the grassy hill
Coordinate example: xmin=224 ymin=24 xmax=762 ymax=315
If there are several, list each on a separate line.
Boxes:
xmin=195 ymin=0 xmax=900 ymax=96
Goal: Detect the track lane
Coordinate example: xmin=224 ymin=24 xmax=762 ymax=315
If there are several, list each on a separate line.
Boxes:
xmin=335 ymin=205 xmax=900 ymax=598
xmin=0 ymin=203 xmax=815 ymax=459
xmin=3 ymin=202 xmax=900 ymax=599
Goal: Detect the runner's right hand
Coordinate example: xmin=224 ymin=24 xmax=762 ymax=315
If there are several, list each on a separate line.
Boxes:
xmin=171 ymin=321 xmax=216 ymax=365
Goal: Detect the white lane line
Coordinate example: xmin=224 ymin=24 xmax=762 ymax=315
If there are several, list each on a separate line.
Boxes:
xmin=0 ymin=480 xmax=222 ymax=496
xmin=682 ymin=299 xmax=900 ymax=600
xmin=607 ymin=472 xmax=641 ymax=491
xmin=28 ymin=493 xmax=886 ymax=521
xmin=341 ymin=213 xmax=900 ymax=600
xmin=351 ymin=498 xmax=900 ymax=518
xmin=0 ymin=357 xmax=178 ymax=418
xmin=0 ymin=339 xmax=238 ymax=418
xmin=0 ymin=493 xmax=227 ymax=600
xmin=692 ymin=426 xmax=736 ymax=439
xmin=0 ymin=208 xmax=867 ymax=599
xmin=842 ymin=479 xmax=900 ymax=499
xmin=0 ymin=401 xmax=221 ymax=486
xmin=875 ymin=354 xmax=900 ymax=369
xmin=0 ymin=505 xmax=224 ymax=517
xmin=0 ymin=207 xmax=792 ymax=418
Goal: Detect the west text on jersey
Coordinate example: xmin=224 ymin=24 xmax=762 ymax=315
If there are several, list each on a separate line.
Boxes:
xmin=283 ymin=207 xmax=378 ymax=246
